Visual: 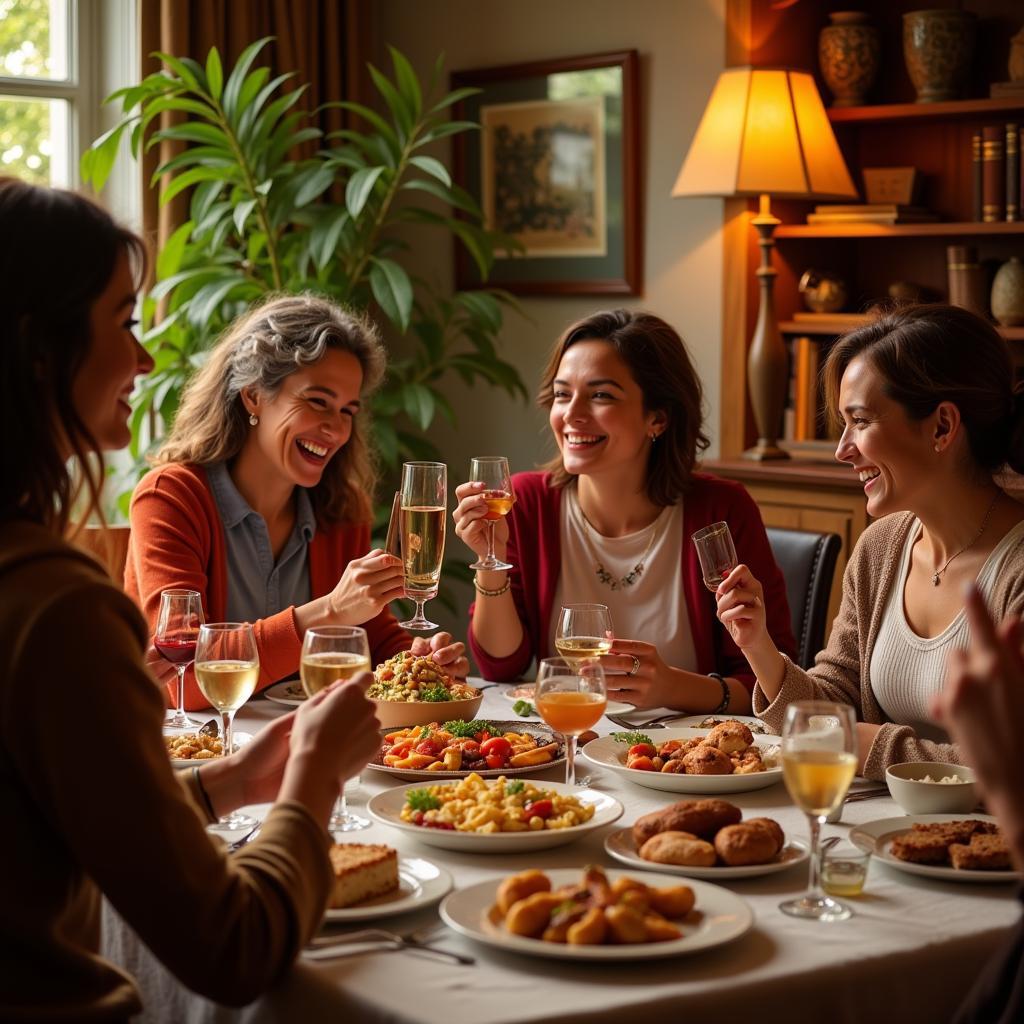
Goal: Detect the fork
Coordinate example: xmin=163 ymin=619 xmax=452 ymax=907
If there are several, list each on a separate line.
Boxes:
xmin=606 ymin=711 xmax=686 ymax=730
xmin=304 ymin=927 xmax=474 ymax=965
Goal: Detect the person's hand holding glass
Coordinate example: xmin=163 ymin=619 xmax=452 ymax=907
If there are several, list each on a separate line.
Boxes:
xmin=155 ymin=588 xmax=204 ymax=729
xmin=397 ymin=461 xmax=447 ymax=631
xmin=535 ymin=657 xmax=607 ymax=785
xmin=467 ymin=456 xmax=515 ymax=571
xmin=780 ymin=701 xmax=857 ymax=922
xmin=554 ymin=603 xmax=613 ymax=664
xmin=300 ymin=625 xmax=372 ymax=831
xmin=194 ymin=622 xmax=260 ymax=831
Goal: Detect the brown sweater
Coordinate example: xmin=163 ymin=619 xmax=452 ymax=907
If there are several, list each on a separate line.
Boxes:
xmin=0 ymin=522 xmax=331 ymax=1021
xmin=754 ymin=511 xmax=1024 ymax=780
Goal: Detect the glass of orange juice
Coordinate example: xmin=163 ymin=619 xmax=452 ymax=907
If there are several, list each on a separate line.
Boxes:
xmin=535 ymin=656 xmax=607 ymax=785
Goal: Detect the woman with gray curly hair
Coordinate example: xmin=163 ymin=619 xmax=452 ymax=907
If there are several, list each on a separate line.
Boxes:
xmin=126 ymin=293 xmax=467 ymax=713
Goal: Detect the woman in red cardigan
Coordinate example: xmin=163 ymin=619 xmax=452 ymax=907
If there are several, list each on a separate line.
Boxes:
xmin=453 ymin=309 xmax=795 ymax=714
xmin=126 ymin=294 xmax=466 ymax=711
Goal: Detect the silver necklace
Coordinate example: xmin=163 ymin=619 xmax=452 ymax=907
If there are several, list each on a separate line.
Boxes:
xmin=578 ymin=502 xmax=665 ymax=592
xmin=929 ymin=492 xmax=1000 ymax=586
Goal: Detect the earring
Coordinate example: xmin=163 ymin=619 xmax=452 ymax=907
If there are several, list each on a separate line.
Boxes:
xmin=934 ymin=444 xmax=941 ymax=453
xmin=649 ymin=432 xmax=658 ymax=442
xmin=249 ymin=414 xmax=259 ymax=426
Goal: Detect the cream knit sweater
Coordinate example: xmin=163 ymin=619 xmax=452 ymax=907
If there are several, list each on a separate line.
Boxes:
xmin=754 ymin=511 xmax=1024 ymax=780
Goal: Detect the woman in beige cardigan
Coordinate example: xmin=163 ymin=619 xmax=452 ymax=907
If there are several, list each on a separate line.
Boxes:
xmin=716 ymin=305 xmax=1024 ymax=780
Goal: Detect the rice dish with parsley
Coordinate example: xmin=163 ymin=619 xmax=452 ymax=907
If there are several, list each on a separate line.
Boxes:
xmin=369 ymin=650 xmax=479 ymax=703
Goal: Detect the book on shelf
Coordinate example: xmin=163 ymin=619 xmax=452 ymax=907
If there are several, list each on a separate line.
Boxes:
xmin=982 ymin=125 xmax=1006 ymax=222
xmin=791 ymin=311 xmax=872 ymax=328
xmin=793 ymin=336 xmax=819 ymax=443
xmin=972 ymin=130 xmax=983 ymax=221
xmin=806 ymin=209 xmax=938 ymax=224
xmin=813 ymin=204 xmax=927 ymax=215
xmin=1008 ymin=123 xmax=1019 ymax=222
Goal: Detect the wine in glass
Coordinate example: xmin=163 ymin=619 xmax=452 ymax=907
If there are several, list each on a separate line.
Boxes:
xmin=155 ymin=588 xmax=205 ymax=730
xmin=780 ymin=701 xmax=858 ymax=922
xmin=468 ymin=456 xmax=515 ymax=571
xmin=555 ymin=603 xmax=614 ymax=665
xmin=194 ymin=622 xmax=260 ymax=832
xmin=535 ymin=657 xmax=607 ymax=786
xmin=398 ymin=461 xmax=446 ymax=631
xmin=692 ymin=520 xmax=738 ymax=592
xmin=300 ymin=625 xmax=373 ymax=832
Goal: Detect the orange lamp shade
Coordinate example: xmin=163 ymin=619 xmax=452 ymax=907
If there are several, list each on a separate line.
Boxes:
xmin=671 ymin=67 xmax=856 ymax=201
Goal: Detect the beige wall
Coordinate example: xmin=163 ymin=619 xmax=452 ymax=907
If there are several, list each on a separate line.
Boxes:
xmin=372 ymin=0 xmax=726 ymax=638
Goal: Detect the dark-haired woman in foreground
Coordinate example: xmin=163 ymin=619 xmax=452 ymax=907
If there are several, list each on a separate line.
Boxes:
xmin=717 ymin=304 xmax=1024 ymax=780
xmin=0 ymin=177 xmax=381 ymax=1019
xmin=454 ymin=309 xmax=796 ymax=714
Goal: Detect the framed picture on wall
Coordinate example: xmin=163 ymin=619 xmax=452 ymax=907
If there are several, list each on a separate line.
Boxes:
xmin=451 ymin=50 xmax=641 ymax=296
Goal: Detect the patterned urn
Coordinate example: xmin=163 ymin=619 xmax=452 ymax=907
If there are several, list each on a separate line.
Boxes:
xmin=819 ymin=12 xmax=881 ymax=108
xmin=991 ymin=257 xmax=1024 ymax=327
xmin=903 ymin=9 xmax=976 ymax=103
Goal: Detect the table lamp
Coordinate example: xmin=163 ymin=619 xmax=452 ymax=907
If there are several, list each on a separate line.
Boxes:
xmin=672 ymin=67 xmax=856 ymax=460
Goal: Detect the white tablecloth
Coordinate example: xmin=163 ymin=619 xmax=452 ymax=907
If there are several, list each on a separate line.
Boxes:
xmin=105 ymin=686 xmax=1021 ymax=1023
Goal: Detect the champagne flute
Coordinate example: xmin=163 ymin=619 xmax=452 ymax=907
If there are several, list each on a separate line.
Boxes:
xmin=194 ymin=623 xmax=260 ymax=832
xmin=692 ymin=520 xmax=738 ymax=591
xmin=535 ymin=657 xmax=607 ymax=785
xmin=384 ymin=490 xmax=403 ymax=564
xmin=155 ymin=588 xmax=205 ymax=730
xmin=398 ymin=461 xmax=446 ymax=631
xmin=301 ymin=625 xmax=372 ymax=832
xmin=555 ymin=603 xmax=614 ymax=665
xmin=780 ymin=701 xmax=858 ymax=922
xmin=468 ymin=456 xmax=515 ymax=571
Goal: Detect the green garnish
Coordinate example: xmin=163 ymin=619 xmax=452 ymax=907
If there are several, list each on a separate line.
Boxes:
xmin=444 ymin=719 xmax=493 ymax=738
xmin=610 ymin=731 xmax=654 ymax=746
xmin=512 ymin=700 xmax=535 ymax=717
xmin=418 ymin=725 xmax=431 ymax=739
xmin=505 ymin=780 xmax=525 ymax=794
xmin=405 ymin=788 xmax=442 ymax=812
xmin=419 ymin=683 xmax=454 ymax=702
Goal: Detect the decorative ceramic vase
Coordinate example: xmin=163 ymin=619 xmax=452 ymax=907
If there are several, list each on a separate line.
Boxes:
xmin=903 ymin=9 xmax=976 ymax=103
xmin=819 ymin=12 xmax=881 ymax=108
xmin=991 ymin=257 xmax=1024 ymax=327
xmin=799 ymin=269 xmax=848 ymax=313
xmin=1010 ymin=27 xmax=1024 ymax=83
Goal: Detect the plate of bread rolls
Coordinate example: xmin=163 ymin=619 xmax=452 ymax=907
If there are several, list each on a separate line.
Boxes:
xmin=582 ymin=723 xmax=783 ymax=793
xmin=604 ymin=798 xmax=809 ymax=879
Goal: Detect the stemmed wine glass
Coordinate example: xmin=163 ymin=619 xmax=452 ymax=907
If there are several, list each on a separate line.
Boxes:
xmin=300 ymin=625 xmax=372 ymax=832
xmin=194 ymin=622 xmax=260 ymax=832
xmin=535 ymin=657 xmax=607 ymax=786
xmin=554 ymin=603 xmax=614 ymax=665
xmin=468 ymin=456 xmax=515 ymax=571
xmin=780 ymin=701 xmax=858 ymax=922
xmin=692 ymin=520 xmax=738 ymax=591
xmin=156 ymin=589 xmax=205 ymax=730
xmin=398 ymin=461 xmax=447 ymax=631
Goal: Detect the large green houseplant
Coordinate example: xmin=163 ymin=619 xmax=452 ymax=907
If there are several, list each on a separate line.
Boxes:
xmin=82 ymin=39 xmax=526 ymax=525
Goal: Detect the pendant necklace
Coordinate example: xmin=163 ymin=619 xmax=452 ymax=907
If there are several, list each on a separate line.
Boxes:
xmin=929 ymin=491 xmax=1000 ymax=586
xmin=577 ymin=497 xmax=667 ymax=592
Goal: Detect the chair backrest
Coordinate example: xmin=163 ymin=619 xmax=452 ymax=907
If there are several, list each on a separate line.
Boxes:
xmin=766 ymin=526 xmax=842 ymax=670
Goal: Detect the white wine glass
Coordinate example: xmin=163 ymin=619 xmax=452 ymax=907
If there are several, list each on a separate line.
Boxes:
xmin=468 ymin=456 xmax=515 ymax=571
xmin=300 ymin=625 xmax=372 ymax=832
xmin=555 ymin=603 xmax=614 ymax=665
xmin=155 ymin=588 xmax=205 ymax=730
xmin=692 ymin=520 xmax=738 ymax=592
xmin=535 ymin=657 xmax=607 ymax=786
xmin=398 ymin=461 xmax=447 ymax=631
xmin=194 ymin=622 xmax=260 ymax=832
xmin=780 ymin=701 xmax=858 ymax=922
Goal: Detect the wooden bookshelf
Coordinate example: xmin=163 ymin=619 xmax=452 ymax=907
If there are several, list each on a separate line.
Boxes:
xmin=779 ymin=319 xmax=1024 ymax=342
xmin=828 ymin=97 xmax=1024 ymax=125
xmin=776 ymin=222 xmax=1024 ymax=239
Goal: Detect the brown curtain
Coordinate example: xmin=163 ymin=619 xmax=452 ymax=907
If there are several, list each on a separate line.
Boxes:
xmin=138 ymin=0 xmax=371 ymax=263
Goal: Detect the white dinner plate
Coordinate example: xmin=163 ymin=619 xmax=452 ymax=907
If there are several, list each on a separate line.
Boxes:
xmin=440 ymin=868 xmax=753 ymax=961
xmin=323 ymin=856 xmax=453 ymax=922
xmin=365 ymin=720 xmax=566 ymax=781
xmin=169 ymin=731 xmax=253 ymax=770
xmin=264 ymin=680 xmax=306 ymax=706
xmin=498 ymin=687 xmax=635 ymax=717
xmin=671 ymin=714 xmax=777 ymax=736
xmin=367 ymin=780 xmax=623 ymax=853
xmin=604 ymin=826 xmax=809 ymax=879
xmin=850 ymin=814 xmax=1020 ymax=884
xmin=582 ymin=730 xmax=783 ymax=794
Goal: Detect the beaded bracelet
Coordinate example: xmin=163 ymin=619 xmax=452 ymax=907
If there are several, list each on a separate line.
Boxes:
xmin=472 ymin=576 xmax=511 ymax=597
xmin=708 ymin=672 xmax=731 ymax=715
xmin=192 ymin=766 xmax=218 ymax=822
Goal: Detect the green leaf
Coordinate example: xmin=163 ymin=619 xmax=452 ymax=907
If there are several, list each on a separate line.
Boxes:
xmin=403 ymin=383 xmax=436 ymax=430
xmin=222 ymin=36 xmax=273 ymax=119
xmin=308 ymin=206 xmax=349 ymax=270
xmin=368 ymin=63 xmax=413 ymax=138
xmin=457 ymin=291 xmax=503 ymax=333
xmin=205 ymin=47 xmax=224 ymax=100
xmin=233 ymin=65 xmax=271 ymax=119
xmin=448 ymin=220 xmax=493 ymax=278
xmin=369 ymin=256 xmax=413 ymax=333
xmin=345 ymin=166 xmax=385 ymax=218
xmin=153 ymin=50 xmax=202 ymax=91
xmin=415 ymin=120 xmax=480 ymax=147
xmin=295 ymin=165 xmax=335 ymax=207
xmin=408 ymin=154 xmax=451 ymax=188
xmin=428 ymin=86 xmax=480 ymax=115
xmin=233 ymin=199 xmax=257 ymax=236
xmin=373 ymin=417 xmax=399 ymax=467
xmin=388 ymin=46 xmax=422 ymax=119
xmin=159 ymin=166 xmax=227 ymax=207
xmin=81 ymin=121 xmax=130 ymax=190
xmin=400 ymin=177 xmax=479 ymax=216
xmin=149 ymin=122 xmax=229 ymax=150
xmin=325 ymin=100 xmax=400 ymax=155
xmin=156 ymin=220 xmax=194 ymax=279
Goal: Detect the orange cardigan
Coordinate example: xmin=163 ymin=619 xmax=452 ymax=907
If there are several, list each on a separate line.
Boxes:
xmin=125 ymin=463 xmax=409 ymax=710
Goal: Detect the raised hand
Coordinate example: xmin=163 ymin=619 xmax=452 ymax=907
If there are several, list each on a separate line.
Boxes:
xmin=453 ymin=480 xmax=510 ymax=563
xmin=326 ymin=549 xmax=406 ymax=624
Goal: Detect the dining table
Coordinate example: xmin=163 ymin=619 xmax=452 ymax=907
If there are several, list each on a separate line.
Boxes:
xmin=103 ymin=683 xmax=1022 ymax=1024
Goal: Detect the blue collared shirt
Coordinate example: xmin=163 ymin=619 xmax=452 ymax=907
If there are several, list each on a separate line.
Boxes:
xmin=205 ymin=462 xmax=315 ymax=624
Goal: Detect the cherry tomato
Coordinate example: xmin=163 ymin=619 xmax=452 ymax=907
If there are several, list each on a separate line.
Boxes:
xmin=523 ymin=798 xmax=553 ymax=820
xmin=459 ymin=740 xmax=481 ymax=758
xmin=480 ymin=736 xmax=513 ymax=758
xmin=485 ymin=753 xmax=506 ymax=770
xmin=626 ymin=755 xmax=656 ymax=772
xmin=628 ymin=743 xmax=657 ymax=758
xmin=415 ymin=739 xmax=441 ymax=756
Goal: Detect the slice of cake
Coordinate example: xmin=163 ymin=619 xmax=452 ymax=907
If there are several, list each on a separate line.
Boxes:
xmin=328 ymin=843 xmax=399 ymax=908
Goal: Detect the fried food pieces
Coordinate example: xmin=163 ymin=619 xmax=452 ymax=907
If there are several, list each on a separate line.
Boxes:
xmin=890 ymin=819 xmax=1008 ymax=870
xmin=623 ymin=719 xmax=770 ymax=775
xmin=632 ymin=798 xmax=742 ymax=846
xmin=495 ymin=866 xmax=695 ymax=945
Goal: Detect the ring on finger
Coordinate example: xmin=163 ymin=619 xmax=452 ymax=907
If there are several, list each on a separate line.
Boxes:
xmin=627 ymin=655 xmax=641 ymax=677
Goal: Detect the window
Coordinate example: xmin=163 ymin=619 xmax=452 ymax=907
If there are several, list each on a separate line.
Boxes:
xmin=0 ymin=0 xmax=138 ymax=222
